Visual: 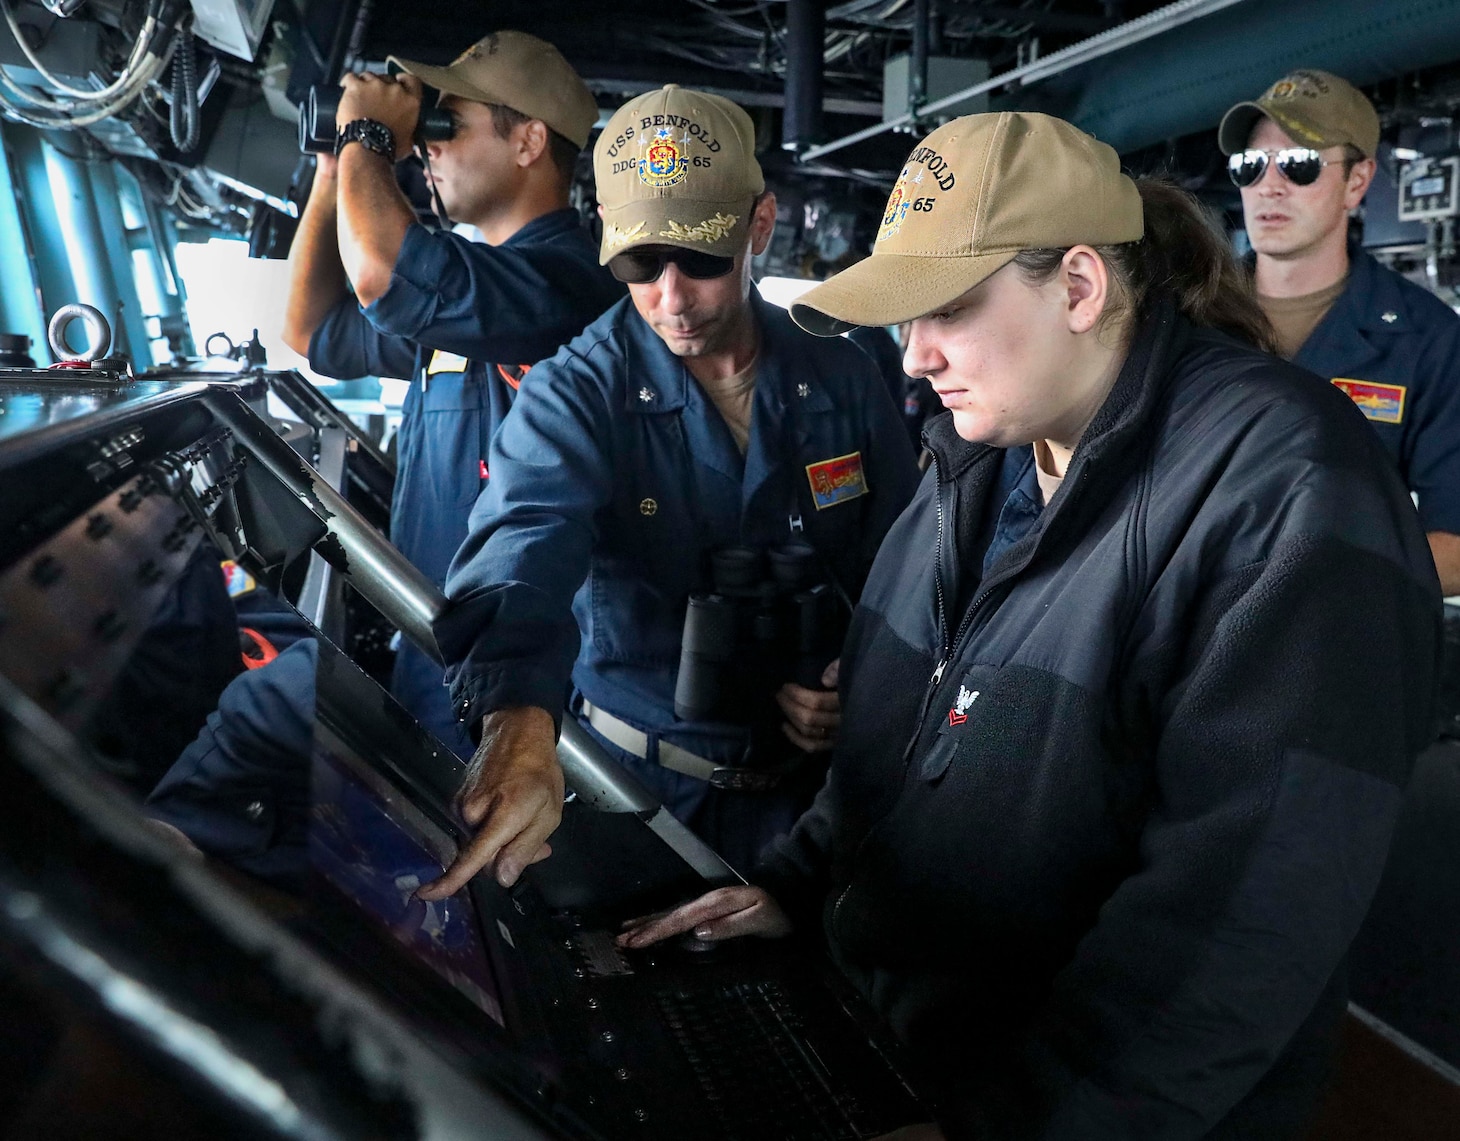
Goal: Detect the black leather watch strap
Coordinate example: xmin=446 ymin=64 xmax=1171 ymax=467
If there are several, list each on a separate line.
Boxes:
xmin=335 ymin=118 xmax=396 ymax=160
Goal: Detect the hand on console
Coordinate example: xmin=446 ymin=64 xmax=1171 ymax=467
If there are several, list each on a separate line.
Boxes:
xmin=615 ymin=886 xmax=792 ymax=949
xmin=417 ymin=705 xmax=564 ymax=899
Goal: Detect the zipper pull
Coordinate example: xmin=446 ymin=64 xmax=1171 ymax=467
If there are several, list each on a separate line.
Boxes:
xmin=931 ymin=659 xmax=946 ymax=686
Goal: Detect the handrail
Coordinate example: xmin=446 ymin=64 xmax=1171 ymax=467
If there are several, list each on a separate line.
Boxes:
xmin=209 ymin=388 xmax=740 ymax=881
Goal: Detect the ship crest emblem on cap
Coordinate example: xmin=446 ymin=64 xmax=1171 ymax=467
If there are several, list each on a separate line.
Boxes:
xmin=458 ymin=33 xmax=496 ymax=62
xmin=878 ymin=170 xmax=912 ymax=243
xmin=1266 ymin=70 xmax=1330 ymax=102
xmin=639 ymin=127 xmax=689 ymax=188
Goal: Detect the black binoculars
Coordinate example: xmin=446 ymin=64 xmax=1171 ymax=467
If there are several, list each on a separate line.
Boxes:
xmin=673 ymin=543 xmax=848 ymax=726
xmin=297 ymin=83 xmax=455 ymax=155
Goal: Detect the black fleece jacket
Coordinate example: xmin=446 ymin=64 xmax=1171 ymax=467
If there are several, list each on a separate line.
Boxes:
xmin=756 ymin=301 xmax=1442 ymax=1140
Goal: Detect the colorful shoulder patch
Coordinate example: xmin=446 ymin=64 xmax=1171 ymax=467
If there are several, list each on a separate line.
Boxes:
xmin=220 ymin=559 xmax=256 ymax=599
xmin=806 ymin=451 xmax=869 ymax=510
xmin=426 ymin=349 xmax=469 ymax=376
xmin=1332 ymin=378 xmax=1406 ymax=424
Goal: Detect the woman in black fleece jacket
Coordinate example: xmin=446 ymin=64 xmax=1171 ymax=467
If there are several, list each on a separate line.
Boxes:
xmin=619 ymin=112 xmax=1442 ymax=1140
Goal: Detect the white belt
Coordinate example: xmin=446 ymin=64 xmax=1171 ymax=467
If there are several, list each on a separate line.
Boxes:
xmin=581 ymin=700 xmax=721 ymax=782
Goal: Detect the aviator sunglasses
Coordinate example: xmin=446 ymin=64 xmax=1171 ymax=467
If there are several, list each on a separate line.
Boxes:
xmin=1227 ymin=147 xmax=1341 ymax=188
xmin=609 ymin=246 xmax=736 ymax=285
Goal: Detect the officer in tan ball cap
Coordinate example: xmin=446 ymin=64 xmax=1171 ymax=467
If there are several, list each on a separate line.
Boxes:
xmin=1221 ymin=69 xmax=1460 ymax=596
xmin=425 ymin=85 xmax=919 ymax=887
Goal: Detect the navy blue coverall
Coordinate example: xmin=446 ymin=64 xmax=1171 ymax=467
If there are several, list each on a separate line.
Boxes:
xmin=1295 ymin=244 xmax=1460 ymax=540
xmin=307 ymin=213 xmax=623 ymax=756
xmin=435 ymin=292 xmax=920 ymax=869
xmin=143 ymin=558 xmax=319 ymax=890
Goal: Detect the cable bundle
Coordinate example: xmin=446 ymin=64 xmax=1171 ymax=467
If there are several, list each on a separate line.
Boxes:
xmin=0 ymin=0 xmax=180 ymax=129
xmin=169 ymin=26 xmax=197 ymax=151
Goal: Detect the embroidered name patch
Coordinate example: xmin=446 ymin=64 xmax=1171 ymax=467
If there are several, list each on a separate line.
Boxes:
xmin=426 ymin=350 xmax=469 ymax=376
xmin=1332 ymin=378 xmax=1406 ymax=424
xmin=220 ymin=559 xmax=255 ymax=599
xmin=806 ymin=451 xmax=869 ymax=509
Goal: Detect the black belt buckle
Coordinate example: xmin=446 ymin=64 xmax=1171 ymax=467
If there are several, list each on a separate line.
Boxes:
xmin=708 ymin=766 xmax=783 ymax=792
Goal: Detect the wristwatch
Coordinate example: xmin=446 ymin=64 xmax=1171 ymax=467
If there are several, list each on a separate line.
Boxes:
xmin=335 ymin=118 xmax=396 ymax=160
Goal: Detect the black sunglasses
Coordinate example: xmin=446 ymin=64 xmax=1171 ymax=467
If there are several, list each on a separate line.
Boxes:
xmin=1227 ymin=147 xmax=1339 ymax=188
xmin=608 ymin=246 xmax=736 ymax=285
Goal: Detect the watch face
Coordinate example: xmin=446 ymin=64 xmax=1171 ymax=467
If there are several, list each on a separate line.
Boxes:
xmin=359 ymin=121 xmax=393 ymax=154
xmin=339 ymin=119 xmax=395 ymax=158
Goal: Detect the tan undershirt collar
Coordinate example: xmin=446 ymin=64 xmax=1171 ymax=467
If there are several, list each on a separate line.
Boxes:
xmin=1257 ymin=275 xmax=1349 ymax=360
xmin=697 ymin=356 xmax=759 ymax=454
xmin=1033 ymin=439 xmax=1064 ymax=507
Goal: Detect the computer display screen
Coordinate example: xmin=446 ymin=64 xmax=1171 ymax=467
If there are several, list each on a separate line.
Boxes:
xmin=309 ymin=745 xmax=505 ymax=1028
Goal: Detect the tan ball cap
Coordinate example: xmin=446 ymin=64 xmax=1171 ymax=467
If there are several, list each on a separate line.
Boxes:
xmin=389 ymin=31 xmax=597 ymax=150
xmin=1218 ymin=69 xmax=1380 ymax=159
xmin=593 ymin=85 xmax=764 ymax=264
xmin=791 ymin=111 xmax=1144 ymax=337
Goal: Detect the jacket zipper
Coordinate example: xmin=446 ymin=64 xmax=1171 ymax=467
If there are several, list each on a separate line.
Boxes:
xmin=836 ymin=458 xmax=955 ymax=930
xmin=836 ymin=449 xmax=1035 ymax=930
xmin=903 ymin=456 xmax=960 ymax=759
xmin=931 ymin=456 xmax=948 ymax=675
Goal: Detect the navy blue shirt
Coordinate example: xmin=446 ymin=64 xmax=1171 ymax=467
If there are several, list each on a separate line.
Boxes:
xmin=147 ymin=638 xmax=316 ymax=892
xmin=307 ymin=211 xmax=624 ymax=752
xmin=1295 ymin=245 xmax=1460 ymax=536
xmin=436 ymin=292 xmax=921 ymax=753
xmin=975 ymin=445 xmax=1042 ymax=578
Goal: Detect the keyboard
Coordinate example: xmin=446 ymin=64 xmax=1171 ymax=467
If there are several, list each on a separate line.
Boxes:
xmin=654 ymin=978 xmax=880 ymax=1140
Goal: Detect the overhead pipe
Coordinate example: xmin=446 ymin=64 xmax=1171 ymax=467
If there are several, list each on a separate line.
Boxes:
xmin=1015 ymin=0 xmax=1460 ymax=155
xmin=321 ymin=0 xmax=360 ymax=84
xmin=909 ymin=0 xmax=929 ymax=118
xmin=798 ymin=0 xmax=1250 ymax=163
xmin=781 ymin=0 xmax=825 ymax=152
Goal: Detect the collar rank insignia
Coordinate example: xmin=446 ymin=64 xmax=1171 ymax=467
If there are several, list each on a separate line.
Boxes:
xmin=947 ymin=685 xmax=979 ymax=726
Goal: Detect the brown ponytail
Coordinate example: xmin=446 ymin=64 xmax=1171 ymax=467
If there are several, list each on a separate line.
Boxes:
xmin=1012 ymin=178 xmax=1277 ymax=354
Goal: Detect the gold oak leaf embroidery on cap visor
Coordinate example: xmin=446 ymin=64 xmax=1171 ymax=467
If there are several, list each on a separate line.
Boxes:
xmin=603 ymin=220 xmax=648 ymax=254
xmin=660 ymin=212 xmax=739 ymax=244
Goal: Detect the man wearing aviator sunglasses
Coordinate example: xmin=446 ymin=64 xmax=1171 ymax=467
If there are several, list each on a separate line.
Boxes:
xmin=420 ymin=85 xmax=918 ymax=895
xmin=1221 ymin=70 xmax=1460 ymax=597
xmin=1227 ymin=145 xmax=1346 ymax=191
